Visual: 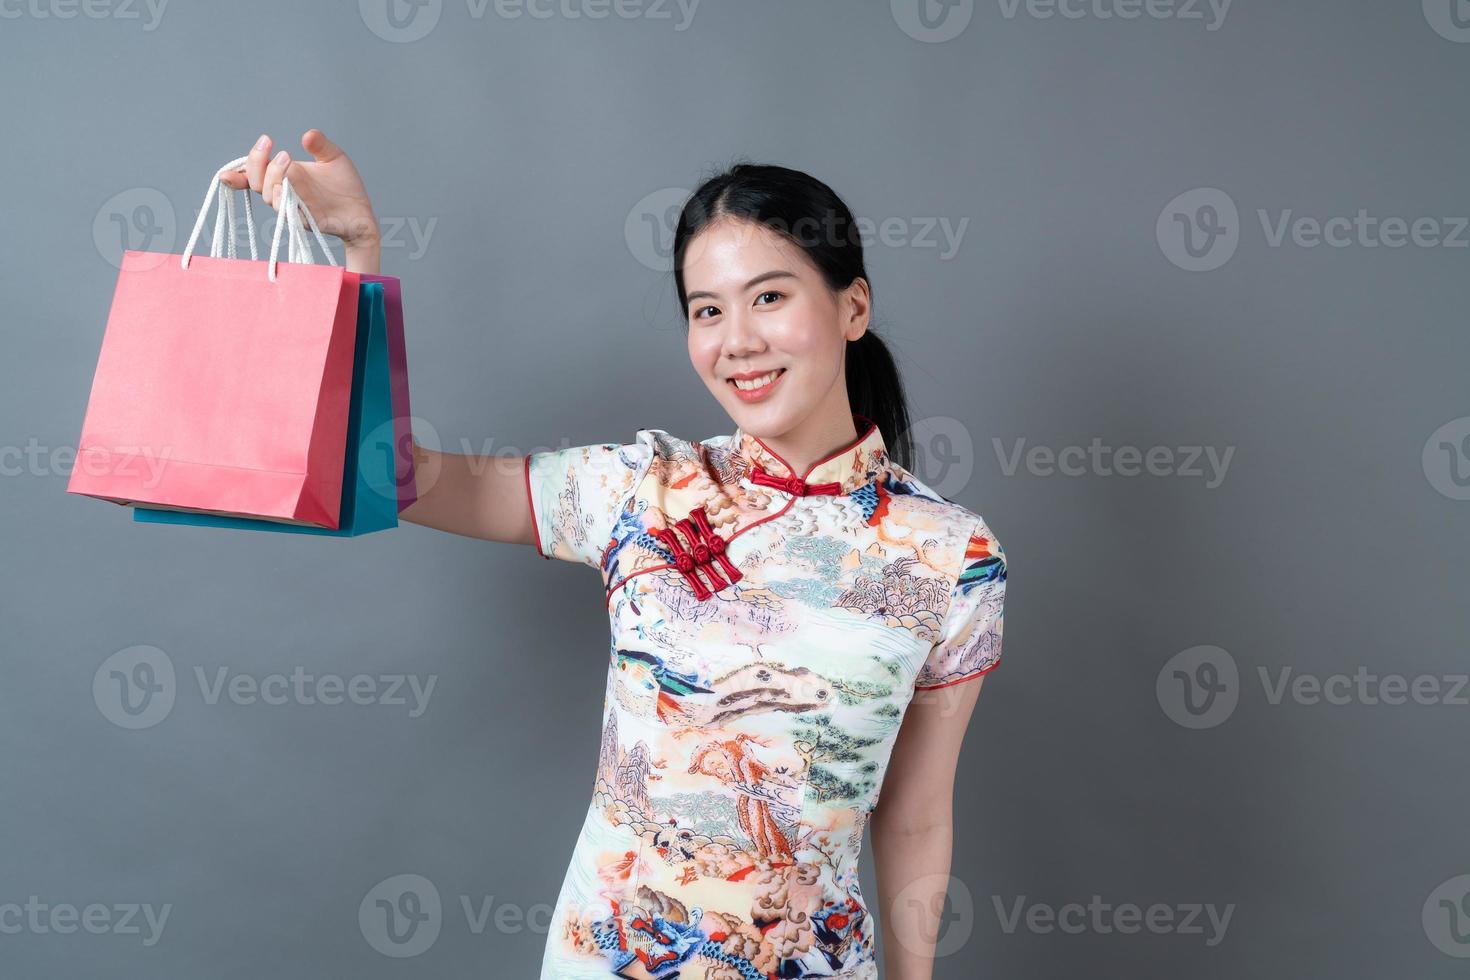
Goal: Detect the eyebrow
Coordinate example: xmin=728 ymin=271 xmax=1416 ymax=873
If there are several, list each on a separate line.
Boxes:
xmin=686 ymin=270 xmax=798 ymax=305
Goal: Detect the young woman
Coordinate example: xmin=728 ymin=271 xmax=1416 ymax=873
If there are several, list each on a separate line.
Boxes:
xmin=225 ymin=131 xmax=1008 ymax=979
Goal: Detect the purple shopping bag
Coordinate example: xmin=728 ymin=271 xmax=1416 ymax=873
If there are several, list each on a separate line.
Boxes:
xmin=358 ymin=273 xmax=416 ymax=512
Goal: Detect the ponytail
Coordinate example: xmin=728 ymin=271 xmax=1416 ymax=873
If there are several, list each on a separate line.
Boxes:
xmin=846 ymin=331 xmax=913 ymax=471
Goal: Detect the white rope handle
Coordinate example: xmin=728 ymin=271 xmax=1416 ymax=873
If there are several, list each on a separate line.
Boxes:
xmin=181 ymin=155 xmax=339 ymax=282
xmin=268 ymin=176 xmax=338 ymax=281
xmin=210 ymin=177 xmax=258 ymax=260
xmin=182 ymin=156 xmax=259 ymax=268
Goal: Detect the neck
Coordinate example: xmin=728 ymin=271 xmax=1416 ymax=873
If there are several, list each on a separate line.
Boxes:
xmin=760 ymin=409 xmax=862 ymax=477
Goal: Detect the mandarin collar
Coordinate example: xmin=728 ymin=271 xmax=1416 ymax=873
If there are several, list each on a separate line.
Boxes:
xmin=730 ymin=414 xmax=889 ymax=497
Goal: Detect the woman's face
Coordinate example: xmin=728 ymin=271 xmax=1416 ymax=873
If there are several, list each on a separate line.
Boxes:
xmin=683 ymin=217 xmax=868 ymax=439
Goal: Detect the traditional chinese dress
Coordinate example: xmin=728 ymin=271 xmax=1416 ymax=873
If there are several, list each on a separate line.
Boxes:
xmin=523 ymin=414 xmax=1007 ymax=979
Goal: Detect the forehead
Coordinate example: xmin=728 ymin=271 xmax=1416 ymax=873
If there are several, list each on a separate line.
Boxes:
xmin=682 ymin=218 xmax=812 ymax=289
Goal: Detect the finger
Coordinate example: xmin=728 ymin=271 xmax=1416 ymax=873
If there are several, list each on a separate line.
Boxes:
xmin=301 ymin=128 xmax=343 ymax=164
xmin=262 ymin=150 xmax=291 ymax=209
xmin=246 ymin=133 xmax=272 ymax=195
xmin=219 ymin=170 xmax=244 ymax=189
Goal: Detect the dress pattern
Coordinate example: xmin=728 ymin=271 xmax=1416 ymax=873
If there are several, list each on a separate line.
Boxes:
xmin=523 ymin=414 xmax=1006 ymax=978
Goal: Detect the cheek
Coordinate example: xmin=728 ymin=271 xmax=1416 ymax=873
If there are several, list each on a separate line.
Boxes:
xmin=688 ymin=330 xmax=722 ymax=382
xmin=770 ymin=313 xmax=843 ymax=365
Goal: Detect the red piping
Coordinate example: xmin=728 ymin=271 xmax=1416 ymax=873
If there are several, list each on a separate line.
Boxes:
xmin=913 ymin=659 xmax=1000 ymax=691
xmin=749 ymin=465 xmax=840 ymax=497
xmin=748 ymin=414 xmax=877 ymax=484
xmin=523 ymin=455 xmax=549 ymax=561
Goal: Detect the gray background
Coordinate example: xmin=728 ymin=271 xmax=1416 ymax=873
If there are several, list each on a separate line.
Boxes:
xmin=3 ymin=0 xmax=1469 ymax=976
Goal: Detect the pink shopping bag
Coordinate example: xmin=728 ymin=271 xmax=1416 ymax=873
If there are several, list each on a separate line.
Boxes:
xmin=67 ymin=157 xmax=362 ymax=529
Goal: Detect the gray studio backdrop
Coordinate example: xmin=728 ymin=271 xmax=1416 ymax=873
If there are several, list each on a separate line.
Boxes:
xmin=3 ymin=1 xmax=1468 ymax=977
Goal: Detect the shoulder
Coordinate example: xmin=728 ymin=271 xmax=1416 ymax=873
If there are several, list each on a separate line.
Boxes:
xmin=880 ymin=459 xmax=1007 ymax=584
xmin=619 ymin=427 xmax=749 ymax=482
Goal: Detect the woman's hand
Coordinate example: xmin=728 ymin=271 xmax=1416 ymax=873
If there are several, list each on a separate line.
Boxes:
xmin=220 ymin=130 xmax=381 ymax=274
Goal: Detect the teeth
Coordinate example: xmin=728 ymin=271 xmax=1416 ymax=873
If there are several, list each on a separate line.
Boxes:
xmin=732 ymin=370 xmax=782 ymax=391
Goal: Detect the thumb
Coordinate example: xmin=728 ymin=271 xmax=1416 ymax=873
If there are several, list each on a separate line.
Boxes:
xmin=301 ymin=128 xmax=343 ymax=163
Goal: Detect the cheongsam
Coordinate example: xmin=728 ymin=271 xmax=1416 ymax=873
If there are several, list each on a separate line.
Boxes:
xmin=523 ymin=413 xmax=1007 ymax=979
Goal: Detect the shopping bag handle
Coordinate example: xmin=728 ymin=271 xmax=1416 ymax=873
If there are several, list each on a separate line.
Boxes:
xmin=180 ymin=155 xmax=339 ymax=282
xmin=276 ymin=177 xmax=338 ymax=274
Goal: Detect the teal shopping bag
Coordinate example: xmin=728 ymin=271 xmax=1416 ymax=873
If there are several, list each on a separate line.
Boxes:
xmin=132 ymin=282 xmax=398 ymax=536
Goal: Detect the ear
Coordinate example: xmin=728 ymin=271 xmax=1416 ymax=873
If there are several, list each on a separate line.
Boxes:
xmin=842 ymin=277 xmax=871 ymax=342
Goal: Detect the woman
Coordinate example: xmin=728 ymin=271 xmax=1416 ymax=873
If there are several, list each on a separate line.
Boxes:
xmin=225 ymin=131 xmax=1008 ymax=979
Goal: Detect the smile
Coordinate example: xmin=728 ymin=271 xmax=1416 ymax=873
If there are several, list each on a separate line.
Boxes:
xmin=729 ymin=370 xmax=787 ymax=399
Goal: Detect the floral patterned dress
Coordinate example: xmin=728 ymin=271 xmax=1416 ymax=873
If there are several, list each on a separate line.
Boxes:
xmin=523 ymin=414 xmax=1006 ymax=979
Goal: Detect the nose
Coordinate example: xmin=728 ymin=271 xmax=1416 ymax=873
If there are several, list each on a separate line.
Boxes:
xmin=721 ymin=309 xmax=765 ymax=359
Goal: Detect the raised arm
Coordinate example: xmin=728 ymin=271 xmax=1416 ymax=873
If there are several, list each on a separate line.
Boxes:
xmin=225 ymin=129 xmax=538 ymax=548
xmin=398 ymin=439 xmax=537 ymax=545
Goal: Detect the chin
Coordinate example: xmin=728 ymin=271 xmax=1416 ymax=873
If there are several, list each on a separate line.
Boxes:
xmin=725 ymin=402 xmax=802 ymax=438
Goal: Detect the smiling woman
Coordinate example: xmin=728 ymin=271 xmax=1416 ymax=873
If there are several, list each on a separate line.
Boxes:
xmin=227 ymin=133 xmax=1008 ymax=978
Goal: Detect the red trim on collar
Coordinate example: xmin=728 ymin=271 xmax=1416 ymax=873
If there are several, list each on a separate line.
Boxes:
xmin=598 ymin=413 xmax=883 ymax=607
xmin=745 ymin=413 xmax=879 ymax=485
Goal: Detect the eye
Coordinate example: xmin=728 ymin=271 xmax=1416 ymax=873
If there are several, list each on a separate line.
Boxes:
xmin=755 ymin=290 xmax=783 ymax=305
xmin=692 ymin=305 xmax=719 ymax=320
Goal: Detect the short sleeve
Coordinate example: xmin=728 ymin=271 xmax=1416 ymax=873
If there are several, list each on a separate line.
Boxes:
xmin=523 ymin=436 xmax=654 ymax=570
xmin=914 ymin=520 xmax=1007 ymax=690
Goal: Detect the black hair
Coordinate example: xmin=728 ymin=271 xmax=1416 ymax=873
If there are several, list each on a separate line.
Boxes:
xmin=671 ymin=160 xmax=915 ymax=472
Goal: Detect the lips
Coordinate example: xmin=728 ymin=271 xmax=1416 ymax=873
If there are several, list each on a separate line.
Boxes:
xmin=725 ymin=367 xmax=787 ymax=403
xmin=727 ymin=368 xmax=786 ymax=392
